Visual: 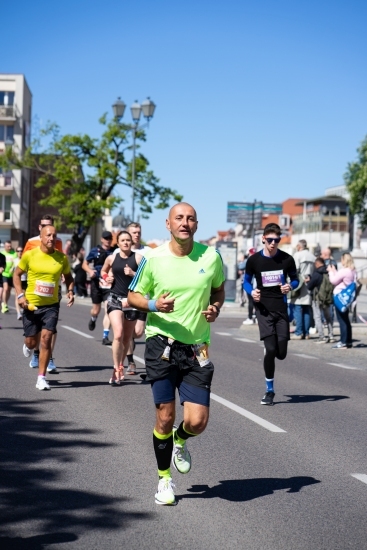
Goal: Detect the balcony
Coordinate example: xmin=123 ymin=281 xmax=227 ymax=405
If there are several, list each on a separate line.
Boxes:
xmin=0 ymin=210 xmax=11 ymax=223
xmin=0 ymin=104 xmax=19 ymax=121
xmin=0 ymin=174 xmax=14 ymax=193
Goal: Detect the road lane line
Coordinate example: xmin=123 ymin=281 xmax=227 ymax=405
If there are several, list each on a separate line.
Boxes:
xmin=215 ymin=332 xmax=232 ymax=336
xmin=292 ymin=353 xmax=317 ymax=359
xmin=351 ymin=474 xmax=367 ymax=484
xmin=61 ymin=326 xmax=94 ymax=339
xmin=210 ymin=393 xmax=286 ymax=433
xmin=327 ymin=362 xmax=360 ymax=370
xmin=234 ymin=338 xmax=256 ymax=343
xmin=121 ymin=352 xmax=286 ymax=432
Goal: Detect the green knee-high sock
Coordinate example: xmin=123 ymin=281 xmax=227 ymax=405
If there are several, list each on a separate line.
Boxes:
xmin=174 ymin=421 xmax=198 ymax=445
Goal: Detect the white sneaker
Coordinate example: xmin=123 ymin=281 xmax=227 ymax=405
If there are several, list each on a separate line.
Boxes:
xmin=23 ymin=343 xmax=32 ymax=357
xmin=36 ymin=378 xmax=50 ymax=391
xmin=17 ymin=313 xmax=22 ymax=320
xmin=155 ymin=477 xmax=176 ymax=505
xmin=242 ymin=318 xmax=254 ymax=325
xmin=172 ymin=427 xmax=191 ymax=474
xmin=47 ymin=358 xmax=57 ymax=373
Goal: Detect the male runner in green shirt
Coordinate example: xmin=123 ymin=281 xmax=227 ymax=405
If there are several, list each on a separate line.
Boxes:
xmin=1 ymin=240 xmax=17 ymax=313
xmin=128 ymin=202 xmax=225 ymax=505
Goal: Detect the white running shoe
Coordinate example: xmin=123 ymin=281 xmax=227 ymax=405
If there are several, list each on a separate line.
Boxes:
xmin=172 ymin=426 xmax=191 ymax=474
xmin=23 ymin=343 xmax=32 ymax=358
xmin=155 ymin=477 xmax=176 ymax=505
xmin=47 ymin=358 xmax=57 ymax=373
xmin=17 ymin=313 xmax=22 ymax=320
xmin=36 ymin=378 xmax=50 ymax=391
xmin=242 ymin=318 xmax=254 ymax=325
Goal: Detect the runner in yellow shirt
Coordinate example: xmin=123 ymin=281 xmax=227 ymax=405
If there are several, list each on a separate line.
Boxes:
xmin=13 ymin=225 xmax=74 ymax=391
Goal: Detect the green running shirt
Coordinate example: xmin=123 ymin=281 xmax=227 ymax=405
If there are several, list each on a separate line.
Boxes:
xmin=129 ymin=241 xmax=225 ymax=344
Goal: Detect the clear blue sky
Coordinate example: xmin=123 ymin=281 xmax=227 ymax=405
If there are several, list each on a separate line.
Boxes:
xmin=3 ymin=0 xmax=367 ymax=241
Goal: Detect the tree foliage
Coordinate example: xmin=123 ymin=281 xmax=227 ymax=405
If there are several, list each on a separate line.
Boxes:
xmin=1 ymin=115 xmax=182 ymax=252
xmin=344 ymin=135 xmax=367 ymax=230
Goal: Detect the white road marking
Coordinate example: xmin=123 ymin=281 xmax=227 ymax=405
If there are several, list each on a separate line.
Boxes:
xmin=292 ymin=353 xmax=317 ymax=359
xmin=215 ymin=332 xmax=232 ymax=336
xmin=351 ymin=474 xmax=367 ymax=485
xmin=235 ymin=338 xmax=256 ymax=343
xmin=61 ymin=326 xmax=94 ymax=339
xmin=327 ymin=362 xmax=360 ymax=371
xmin=124 ymin=353 xmax=285 ymax=432
xmin=210 ymin=393 xmax=286 ymax=433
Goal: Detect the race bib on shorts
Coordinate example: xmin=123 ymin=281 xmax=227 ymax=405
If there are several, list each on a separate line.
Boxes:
xmin=34 ymin=280 xmax=55 ymax=297
xmin=99 ymin=277 xmax=112 ymax=290
xmin=261 ymin=269 xmax=283 ymax=287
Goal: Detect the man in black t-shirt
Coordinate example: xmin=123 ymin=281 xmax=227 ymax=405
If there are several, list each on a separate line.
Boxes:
xmin=244 ymin=223 xmax=299 ymax=405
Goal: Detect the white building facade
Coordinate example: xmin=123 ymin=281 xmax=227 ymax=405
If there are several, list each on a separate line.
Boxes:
xmin=0 ymin=74 xmax=32 ymax=247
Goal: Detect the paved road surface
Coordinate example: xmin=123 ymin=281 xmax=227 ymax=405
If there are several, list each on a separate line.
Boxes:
xmin=0 ymin=296 xmax=366 ymax=549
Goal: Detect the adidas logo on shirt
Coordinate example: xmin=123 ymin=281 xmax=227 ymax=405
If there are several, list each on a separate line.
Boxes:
xmin=199 ymin=269 xmax=205 ymax=274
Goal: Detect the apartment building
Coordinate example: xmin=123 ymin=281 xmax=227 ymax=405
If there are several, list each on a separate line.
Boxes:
xmin=0 ymin=74 xmax=32 ymax=247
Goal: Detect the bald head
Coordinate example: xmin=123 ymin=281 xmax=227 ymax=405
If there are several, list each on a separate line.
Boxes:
xmin=166 ymin=202 xmax=198 ymax=246
xmin=40 ymin=225 xmax=57 ymax=253
xmin=169 ymin=202 xmax=197 ymax=221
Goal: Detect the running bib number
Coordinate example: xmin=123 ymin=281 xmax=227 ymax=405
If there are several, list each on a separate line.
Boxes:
xmin=34 ymin=280 xmax=55 ymax=297
xmin=261 ymin=269 xmax=284 ymax=287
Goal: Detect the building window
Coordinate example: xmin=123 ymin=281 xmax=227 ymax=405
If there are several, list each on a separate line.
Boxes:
xmin=0 ymin=168 xmax=12 ymax=186
xmin=0 ymin=125 xmax=14 ymax=142
xmin=0 ymin=195 xmax=11 ymax=221
xmin=0 ymin=92 xmax=15 ymax=106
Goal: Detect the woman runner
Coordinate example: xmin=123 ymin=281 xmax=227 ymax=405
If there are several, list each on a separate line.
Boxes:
xmin=101 ymin=231 xmax=143 ymax=384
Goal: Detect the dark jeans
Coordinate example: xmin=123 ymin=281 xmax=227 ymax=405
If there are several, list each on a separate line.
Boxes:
xmin=335 ymin=307 xmax=352 ymax=345
xmin=294 ymin=304 xmax=312 ymax=336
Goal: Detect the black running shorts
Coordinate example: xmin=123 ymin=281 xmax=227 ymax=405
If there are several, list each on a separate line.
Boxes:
xmin=2 ymin=276 xmax=13 ymax=287
xmin=255 ymin=306 xmax=290 ymax=341
xmin=145 ymin=334 xmax=214 ymax=406
xmin=106 ymin=292 xmax=142 ymax=321
xmin=23 ymin=303 xmax=60 ymax=337
xmin=90 ymin=278 xmax=110 ymax=304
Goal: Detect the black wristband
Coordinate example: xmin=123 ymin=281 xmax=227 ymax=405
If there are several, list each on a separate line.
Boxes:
xmin=212 ymin=304 xmax=220 ymax=317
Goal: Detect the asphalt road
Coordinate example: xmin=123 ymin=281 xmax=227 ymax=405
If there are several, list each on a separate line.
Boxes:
xmin=0 ymin=297 xmax=366 ymax=550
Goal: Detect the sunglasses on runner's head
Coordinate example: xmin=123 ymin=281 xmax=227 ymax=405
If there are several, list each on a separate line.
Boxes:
xmin=40 ymin=223 xmax=51 ymax=227
xmin=17 ymin=249 xmax=23 ymax=252
xmin=264 ymin=237 xmax=281 ymax=244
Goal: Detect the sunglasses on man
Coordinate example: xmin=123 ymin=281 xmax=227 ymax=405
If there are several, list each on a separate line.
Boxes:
xmin=264 ymin=237 xmax=281 ymax=244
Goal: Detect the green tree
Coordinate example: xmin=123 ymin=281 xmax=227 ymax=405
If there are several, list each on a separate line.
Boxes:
xmin=1 ymin=115 xmax=182 ymax=252
xmin=344 ymin=135 xmax=367 ymax=230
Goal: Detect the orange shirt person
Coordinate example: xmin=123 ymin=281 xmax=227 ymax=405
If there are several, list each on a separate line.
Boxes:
xmin=24 ymin=215 xmax=63 ymax=254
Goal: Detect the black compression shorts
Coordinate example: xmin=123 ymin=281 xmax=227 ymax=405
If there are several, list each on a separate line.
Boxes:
xmin=255 ymin=306 xmax=290 ymax=341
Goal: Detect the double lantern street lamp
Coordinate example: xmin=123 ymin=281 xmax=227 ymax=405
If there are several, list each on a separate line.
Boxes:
xmin=112 ymin=97 xmax=156 ymax=223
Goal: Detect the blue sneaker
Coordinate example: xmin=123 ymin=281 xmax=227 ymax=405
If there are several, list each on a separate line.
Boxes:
xmin=47 ymin=358 xmax=58 ymax=373
xmin=29 ymin=352 xmax=39 ymax=368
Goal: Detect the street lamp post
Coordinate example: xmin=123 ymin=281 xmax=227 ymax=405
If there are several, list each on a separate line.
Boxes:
xmin=112 ymin=97 xmax=156 ymax=222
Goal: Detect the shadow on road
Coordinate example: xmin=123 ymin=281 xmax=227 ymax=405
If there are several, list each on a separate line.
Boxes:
xmin=181 ymin=476 xmax=320 ymax=502
xmin=0 ymin=398 xmax=151 ymax=546
xmin=277 ymin=394 xmax=349 ymax=404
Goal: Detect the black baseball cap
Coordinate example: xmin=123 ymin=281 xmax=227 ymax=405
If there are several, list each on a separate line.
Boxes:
xmin=101 ymin=231 xmax=113 ymax=240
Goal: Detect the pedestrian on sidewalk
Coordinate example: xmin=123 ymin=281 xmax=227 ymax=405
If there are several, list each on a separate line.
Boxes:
xmin=306 ymin=257 xmax=335 ymax=343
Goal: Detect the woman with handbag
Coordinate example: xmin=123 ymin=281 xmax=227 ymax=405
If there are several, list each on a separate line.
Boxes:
xmin=328 ymin=253 xmax=356 ymax=349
